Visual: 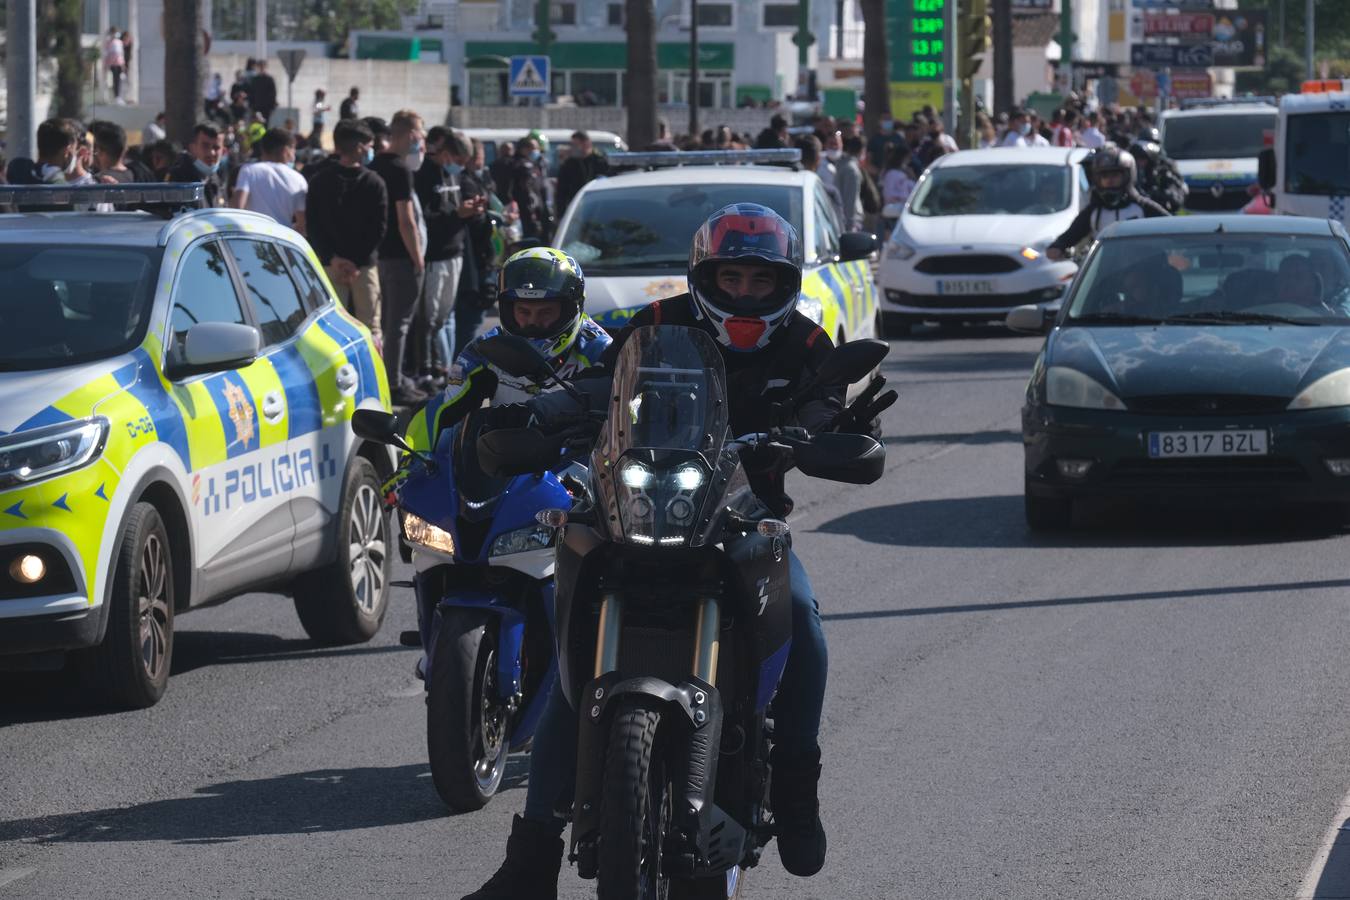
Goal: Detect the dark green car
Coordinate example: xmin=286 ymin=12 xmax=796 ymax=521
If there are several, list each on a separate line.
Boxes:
xmin=1010 ymin=214 xmax=1350 ymax=530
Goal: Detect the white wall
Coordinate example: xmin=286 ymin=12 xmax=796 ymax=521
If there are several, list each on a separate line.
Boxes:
xmin=1015 ymin=46 xmax=1053 ymax=104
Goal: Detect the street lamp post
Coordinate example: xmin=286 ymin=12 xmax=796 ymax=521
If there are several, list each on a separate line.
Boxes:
xmin=5 ymin=0 xmax=37 ymax=160
xmin=690 ymin=0 xmax=700 ymax=137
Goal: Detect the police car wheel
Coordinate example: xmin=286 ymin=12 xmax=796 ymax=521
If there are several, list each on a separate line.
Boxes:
xmin=85 ymin=502 xmax=175 ymax=709
xmin=293 ymin=456 xmax=390 ymax=645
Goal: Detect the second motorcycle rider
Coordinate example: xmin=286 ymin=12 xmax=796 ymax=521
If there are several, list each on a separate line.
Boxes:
xmin=463 ymin=203 xmax=837 ymax=899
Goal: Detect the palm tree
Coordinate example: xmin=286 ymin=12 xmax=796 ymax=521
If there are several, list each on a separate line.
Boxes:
xmin=860 ymin=0 xmax=889 ymax=136
xmin=625 ymin=0 xmax=658 ymax=149
xmin=163 ymin=0 xmax=205 ymax=145
xmin=49 ymin=0 xmax=85 ymax=118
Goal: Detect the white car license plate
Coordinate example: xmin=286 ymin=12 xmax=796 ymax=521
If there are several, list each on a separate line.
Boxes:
xmin=1147 ymin=430 xmax=1268 ymax=459
xmin=936 ymin=279 xmax=994 ymax=295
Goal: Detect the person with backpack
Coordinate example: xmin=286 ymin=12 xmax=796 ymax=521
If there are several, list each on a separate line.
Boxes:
xmin=307 ymin=119 xmax=388 ymax=341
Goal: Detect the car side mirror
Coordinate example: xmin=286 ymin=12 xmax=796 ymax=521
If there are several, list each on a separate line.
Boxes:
xmin=475 ymin=333 xmax=554 ymax=381
xmin=838 ymin=231 xmax=879 ymax=263
xmin=787 ymin=431 xmax=886 ymax=485
xmin=351 ymin=409 xmax=415 ymax=454
xmin=477 ymin=427 xmax=561 ymax=476
xmin=1257 ymin=148 xmax=1275 ymax=192
xmin=170 ymin=322 xmax=260 ymax=378
xmin=1006 ymin=304 xmax=1054 ymax=335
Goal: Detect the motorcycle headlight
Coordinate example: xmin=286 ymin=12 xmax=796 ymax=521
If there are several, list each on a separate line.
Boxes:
xmin=490 ymin=524 xmax=556 ymax=556
xmin=1045 ymin=367 xmax=1126 ymax=411
xmin=1290 ymin=368 xmax=1350 ymax=410
xmin=403 ymin=512 xmax=456 ymax=556
xmin=615 ymin=457 xmax=708 ymax=548
xmin=620 ymin=459 xmax=655 ymax=490
xmin=797 ymin=295 xmax=824 ymax=325
xmin=0 ymin=417 xmax=109 ymax=489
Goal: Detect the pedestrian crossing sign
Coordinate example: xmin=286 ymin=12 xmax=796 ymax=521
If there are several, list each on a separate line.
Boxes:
xmin=509 ymin=55 xmax=551 ymax=98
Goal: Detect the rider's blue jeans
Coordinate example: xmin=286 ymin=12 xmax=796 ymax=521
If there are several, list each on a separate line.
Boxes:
xmin=523 ymin=549 xmax=827 ymax=823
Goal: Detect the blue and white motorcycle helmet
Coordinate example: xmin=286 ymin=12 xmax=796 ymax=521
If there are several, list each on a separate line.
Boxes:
xmin=497 ymin=247 xmax=586 ymax=361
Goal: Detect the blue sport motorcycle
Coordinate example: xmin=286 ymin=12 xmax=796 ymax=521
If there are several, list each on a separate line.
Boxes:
xmin=355 ymin=407 xmax=573 ymax=811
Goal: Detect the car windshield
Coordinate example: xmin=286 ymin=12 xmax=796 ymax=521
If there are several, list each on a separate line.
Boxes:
xmin=1066 ymin=231 xmax=1350 ymax=325
xmin=1284 ymin=112 xmax=1350 ymax=196
xmin=1162 ymin=112 xmax=1275 ymax=161
xmin=559 ymin=183 xmax=802 ymax=273
xmin=908 ymin=164 xmax=1073 ymax=217
xmin=0 ymin=244 xmax=160 ymax=371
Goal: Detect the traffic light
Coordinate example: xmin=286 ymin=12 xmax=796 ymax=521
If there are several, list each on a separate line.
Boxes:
xmin=958 ymin=0 xmax=990 ymax=81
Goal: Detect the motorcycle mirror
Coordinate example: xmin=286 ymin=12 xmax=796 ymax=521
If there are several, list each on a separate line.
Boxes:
xmin=475 ymin=333 xmax=554 ymax=381
xmin=788 ymin=431 xmax=886 ymax=485
xmin=351 ymin=409 xmax=414 ymax=454
xmin=477 ymin=427 xmax=561 ymax=476
xmin=813 ymin=339 xmax=890 ymax=389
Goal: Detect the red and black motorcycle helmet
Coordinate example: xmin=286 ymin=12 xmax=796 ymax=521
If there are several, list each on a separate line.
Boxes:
xmin=688 ymin=203 xmax=804 ymax=352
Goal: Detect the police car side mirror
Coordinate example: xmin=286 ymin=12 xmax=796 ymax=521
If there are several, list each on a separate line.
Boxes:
xmin=839 ymin=231 xmax=879 ymax=263
xmin=169 ymin=322 xmax=260 ymax=378
xmin=1257 ymin=148 xmax=1276 ymax=193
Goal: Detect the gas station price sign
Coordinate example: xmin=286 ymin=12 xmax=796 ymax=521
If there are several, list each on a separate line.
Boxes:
xmin=889 ymin=0 xmax=947 ymax=82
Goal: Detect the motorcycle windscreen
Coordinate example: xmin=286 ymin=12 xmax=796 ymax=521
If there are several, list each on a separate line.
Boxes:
xmin=595 ymin=325 xmax=730 ymax=547
xmin=453 ymin=408 xmax=514 ymax=511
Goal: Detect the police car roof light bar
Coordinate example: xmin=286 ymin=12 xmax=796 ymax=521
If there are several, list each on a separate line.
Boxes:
xmin=0 ymin=182 xmax=206 ymax=210
xmin=607 ymin=149 xmax=802 ymax=169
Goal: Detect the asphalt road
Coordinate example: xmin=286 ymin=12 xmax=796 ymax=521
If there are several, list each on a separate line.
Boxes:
xmin=8 ymin=325 xmax=1350 ymax=899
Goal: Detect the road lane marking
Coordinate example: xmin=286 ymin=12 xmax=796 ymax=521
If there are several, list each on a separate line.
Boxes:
xmin=1296 ymin=786 xmax=1350 ymax=898
xmin=0 ymin=868 xmax=36 ymax=890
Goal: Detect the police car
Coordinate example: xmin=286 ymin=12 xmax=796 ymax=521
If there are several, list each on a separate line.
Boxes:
xmin=1160 ymin=98 xmax=1277 ymax=213
xmin=0 ymin=184 xmax=395 ymax=708
xmin=553 ymin=150 xmax=881 ymax=345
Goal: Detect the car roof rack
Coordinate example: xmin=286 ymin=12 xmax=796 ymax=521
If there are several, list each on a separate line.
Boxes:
xmin=1178 ymin=96 xmax=1277 ymax=110
xmin=607 ymin=149 xmax=802 ymax=172
xmin=0 ymin=182 xmax=206 ymax=215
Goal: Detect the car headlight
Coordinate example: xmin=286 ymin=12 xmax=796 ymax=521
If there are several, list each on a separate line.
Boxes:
xmin=1020 ymin=245 xmax=1041 ymax=261
xmin=886 ymin=240 xmax=916 ymax=261
xmin=403 ymin=512 xmax=456 ymax=556
xmin=797 ymin=295 xmax=824 ymax=325
xmin=0 ymin=417 xmax=109 ymax=489
xmin=1290 ymin=368 xmax=1350 ymax=410
xmin=490 ymin=524 xmax=556 ymax=556
xmin=1045 ymin=367 xmax=1126 ymax=411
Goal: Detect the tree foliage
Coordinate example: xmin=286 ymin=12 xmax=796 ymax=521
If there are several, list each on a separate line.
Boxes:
xmin=41 ymin=0 xmax=87 ymax=119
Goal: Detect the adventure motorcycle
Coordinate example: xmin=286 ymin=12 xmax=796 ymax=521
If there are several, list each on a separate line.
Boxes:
xmin=352 ymin=408 xmax=578 ymax=812
xmin=473 ymin=324 xmax=892 ymax=898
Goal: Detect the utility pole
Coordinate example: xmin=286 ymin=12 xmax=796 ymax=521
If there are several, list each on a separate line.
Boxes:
xmin=860 ymin=0 xmax=888 ymax=136
xmin=5 ymin=0 xmax=36 ymax=161
xmin=1058 ymin=0 xmax=1073 ymax=100
xmin=794 ymin=0 xmax=816 ymax=102
xmin=1305 ymin=0 xmax=1314 ymax=80
xmin=992 ymin=0 xmax=1012 ymax=115
xmin=690 ymin=0 xmax=700 ymax=137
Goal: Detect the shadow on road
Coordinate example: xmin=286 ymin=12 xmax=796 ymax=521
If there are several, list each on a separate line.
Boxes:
xmin=882 ymin=348 xmax=1040 ymax=376
xmin=813 ymin=495 xmax=1341 ymax=550
xmin=0 ymin=759 xmax=530 ymax=845
xmin=821 ymin=575 xmax=1350 ymax=624
xmin=1309 ymin=818 xmax=1350 ymax=898
xmin=881 ymin=429 xmax=1021 ymax=447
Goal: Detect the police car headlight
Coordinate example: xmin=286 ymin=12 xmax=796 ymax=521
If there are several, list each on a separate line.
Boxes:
xmin=402 ymin=512 xmax=456 ymax=556
xmin=797 ymin=295 xmax=824 ymax=325
xmin=489 ymin=524 xmax=556 ymax=556
xmin=0 ymin=417 xmax=109 ymax=489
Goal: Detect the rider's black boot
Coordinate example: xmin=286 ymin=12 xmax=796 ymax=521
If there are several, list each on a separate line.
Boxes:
xmin=770 ymin=744 xmax=827 ymax=877
xmin=460 ymin=814 xmax=565 ymax=900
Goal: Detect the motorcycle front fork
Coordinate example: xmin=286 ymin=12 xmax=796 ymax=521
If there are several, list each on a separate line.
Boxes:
xmin=592 ymin=591 xmax=722 ymax=686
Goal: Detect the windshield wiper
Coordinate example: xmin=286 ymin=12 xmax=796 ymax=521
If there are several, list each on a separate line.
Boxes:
xmin=1069 ymin=312 xmax=1165 ymax=325
xmin=1163 ymin=310 xmax=1319 ymax=326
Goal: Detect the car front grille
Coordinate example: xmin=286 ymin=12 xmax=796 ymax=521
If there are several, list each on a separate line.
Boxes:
xmin=1125 ymin=394 xmax=1291 ymax=416
xmin=914 ymin=254 xmax=1021 ymax=275
xmin=887 ymin=287 xmax=1061 ymax=310
xmin=1105 ymin=457 xmax=1309 ymax=485
xmin=1183 ymin=187 xmax=1251 ymax=212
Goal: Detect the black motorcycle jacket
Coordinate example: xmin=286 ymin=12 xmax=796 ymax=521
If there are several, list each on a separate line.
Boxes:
xmin=1049 ymin=188 xmax=1169 ymax=253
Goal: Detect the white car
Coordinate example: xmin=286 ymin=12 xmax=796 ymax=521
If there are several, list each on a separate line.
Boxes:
xmin=880 ymin=147 xmax=1090 ymax=333
xmin=554 ymin=151 xmax=881 ymax=346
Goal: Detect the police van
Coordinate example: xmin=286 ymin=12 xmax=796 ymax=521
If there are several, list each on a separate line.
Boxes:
xmin=0 ymin=184 xmax=395 ymax=707
xmin=1160 ymin=98 xmax=1278 ymax=213
xmin=1257 ymin=81 xmax=1350 ymax=225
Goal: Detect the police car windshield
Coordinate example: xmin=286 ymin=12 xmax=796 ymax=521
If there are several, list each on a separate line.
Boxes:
xmin=0 ymin=245 xmax=160 ymax=371
xmin=560 ymin=183 xmax=802 ymax=274
xmin=1162 ymin=112 xmax=1275 ymax=161
xmin=908 ymin=164 xmax=1072 ymax=217
xmin=1067 ymin=233 xmax=1350 ymax=324
xmin=1285 ymin=112 xmax=1350 ymax=196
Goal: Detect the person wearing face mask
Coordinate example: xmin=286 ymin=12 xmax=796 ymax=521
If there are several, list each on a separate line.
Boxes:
xmin=414 ymin=127 xmax=487 ymax=387
xmin=999 ymin=108 xmax=1032 ymax=147
xmin=307 ymin=119 xmax=388 ymax=341
xmin=508 ymin=136 xmax=553 ymax=244
xmin=555 ymin=129 xmax=608 ymax=220
xmin=371 ymin=109 xmax=430 ymax=406
xmin=231 ymin=128 xmax=308 ymax=232
xmin=168 ymin=122 xmax=227 ymax=205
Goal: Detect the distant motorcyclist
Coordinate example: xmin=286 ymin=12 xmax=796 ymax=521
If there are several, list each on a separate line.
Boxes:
xmin=1129 ymin=136 xmax=1188 ymax=214
xmin=402 ymin=246 xmax=610 ymax=455
xmin=1047 ymin=144 xmax=1170 ymax=260
xmin=462 ymin=204 xmax=848 ymax=900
